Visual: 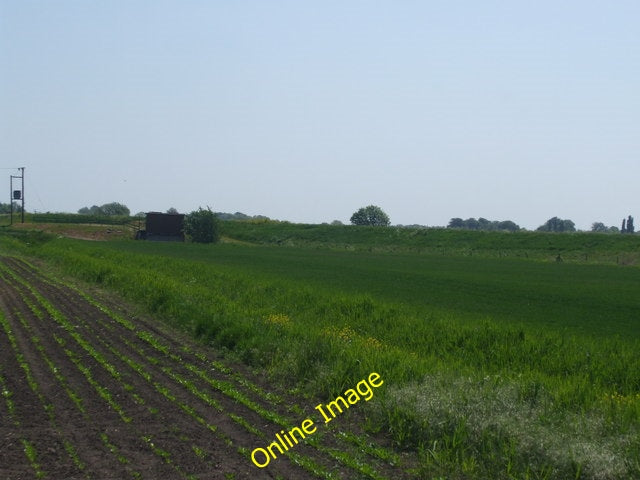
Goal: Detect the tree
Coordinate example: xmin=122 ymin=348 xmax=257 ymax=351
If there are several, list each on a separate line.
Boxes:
xmin=350 ymin=205 xmax=390 ymax=226
xmin=78 ymin=202 xmax=130 ymax=216
xmin=627 ymin=215 xmax=635 ymax=234
xmin=78 ymin=205 xmax=102 ymax=215
xmin=184 ymin=206 xmax=220 ymax=243
xmin=561 ymin=219 xmax=575 ymax=232
xmin=591 ymin=222 xmax=619 ymax=234
xmin=448 ymin=218 xmax=465 ymax=229
xmin=478 ymin=217 xmax=491 ymax=230
xmin=166 ymin=207 xmax=179 ymax=214
xmin=464 ymin=218 xmax=480 ymax=230
xmin=0 ymin=202 xmax=22 ymax=214
xmin=497 ymin=220 xmax=519 ymax=232
xmin=447 ymin=217 xmax=520 ymax=231
xmin=537 ymin=217 xmax=576 ymax=233
xmin=591 ymin=222 xmax=608 ymax=233
xmin=101 ymin=202 xmax=130 ymax=216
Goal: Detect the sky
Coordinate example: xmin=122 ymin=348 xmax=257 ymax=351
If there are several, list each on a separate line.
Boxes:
xmin=1 ymin=1 xmax=638 ymax=230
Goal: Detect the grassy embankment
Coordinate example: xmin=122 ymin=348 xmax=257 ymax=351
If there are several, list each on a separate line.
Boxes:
xmin=0 ymin=213 xmax=139 ymax=240
xmin=1 ymin=221 xmax=639 ymax=479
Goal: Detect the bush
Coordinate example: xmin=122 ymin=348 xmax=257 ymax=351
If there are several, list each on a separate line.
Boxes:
xmin=184 ymin=207 xmax=220 ymax=243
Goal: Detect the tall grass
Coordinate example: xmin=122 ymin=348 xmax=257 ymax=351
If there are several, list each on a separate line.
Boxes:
xmin=1 ymin=232 xmax=639 ymax=479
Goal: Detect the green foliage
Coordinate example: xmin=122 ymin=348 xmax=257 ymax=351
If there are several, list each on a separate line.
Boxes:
xmin=0 ymin=229 xmax=54 ymax=247
xmin=350 ymin=205 xmax=390 ymax=226
xmin=0 ymin=202 xmax=22 ymax=214
xmin=78 ymin=202 xmax=130 ymax=216
xmin=215 ymin=211 xmax=270 ymax=221
xmin=591 ymin=222 xmax=619 ymax=233
xmin=624 ymin=215 xmax=635 ymax=234
xmin=537 ymin=216 xmax=576 ymax=232
xmin=21 ymin=439 xmax=45 ymax=478
xmin=184 ymin=207 xmax=220 ymax=244
xmin=448 ymin=217 xmax=520 ymax=231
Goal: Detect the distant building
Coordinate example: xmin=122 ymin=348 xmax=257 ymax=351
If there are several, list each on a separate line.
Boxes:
xmin=136 ymin=212 xmax=184 ymax=241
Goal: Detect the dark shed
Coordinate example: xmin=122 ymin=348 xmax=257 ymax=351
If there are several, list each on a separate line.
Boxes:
xmin=140 ymin=212 xmax=185 ymax=241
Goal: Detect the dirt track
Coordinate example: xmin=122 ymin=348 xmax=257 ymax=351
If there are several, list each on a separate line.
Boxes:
xmin=0 ymin=257 xmax=407 ymax=480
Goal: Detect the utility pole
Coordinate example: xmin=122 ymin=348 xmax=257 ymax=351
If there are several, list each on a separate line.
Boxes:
xmin=20 ymin=167 xmax=25 ymax=223
xmin=9 ymin=167 xmax=25 ymax=225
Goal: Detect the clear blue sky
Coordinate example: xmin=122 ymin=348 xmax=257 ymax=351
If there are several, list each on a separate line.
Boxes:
xmin=1 ymin=1 xmax=638 ymax=229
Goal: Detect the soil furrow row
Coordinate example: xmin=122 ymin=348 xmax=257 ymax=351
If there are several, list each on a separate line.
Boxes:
xmin=0 ymin=323 xmax=43 ymax=479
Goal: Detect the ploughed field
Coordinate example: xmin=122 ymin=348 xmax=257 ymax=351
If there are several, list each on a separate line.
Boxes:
xmin=0 ymin=257 xmax=406 ymax=480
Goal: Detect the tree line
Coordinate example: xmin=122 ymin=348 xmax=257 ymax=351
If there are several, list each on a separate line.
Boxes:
xmin=448 ymin=217 xmax=520 ymax=232
xmin=5 ymin=199 xmax=637 ymax=236
xmin=348 ymin=205 xmax=636 ymax=234
xmin=78 ymin=202 xmax=130 ymax=216
xmin=0 ymin=202 xmax=22 ymax=214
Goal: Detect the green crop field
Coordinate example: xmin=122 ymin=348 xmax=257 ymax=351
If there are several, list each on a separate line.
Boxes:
xmin=1 ymin=223 xmax=639 ymax=479
xmin=220 ymin=220 xmax=640 ymax=264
